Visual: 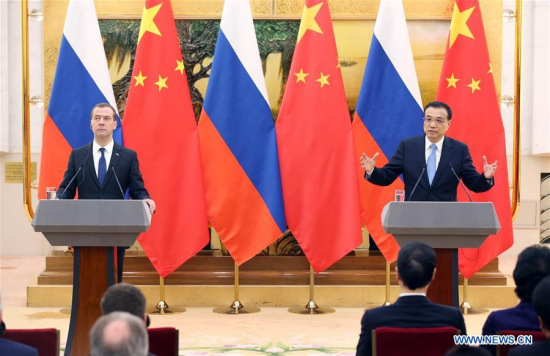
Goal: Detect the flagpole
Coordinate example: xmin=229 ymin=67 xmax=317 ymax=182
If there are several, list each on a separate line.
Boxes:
xmin=213 ymin=262 xmax=259 ymax=314
xmin=460 ymin=278 xmax=472 ymax=314
xmin=288 ymin=265 xmax=335 ymax=314
xmin=154 ymin=277 xmax=169 ymax=314
xmin=21 ymin=0 xmax=34 ymax=221
xmin=510 ymin=0 xmax=523 ymax=220
xmin=383 ymin=261 xmax=392 ymax=306
xmin=153 ymin=276 xmax=185 ymax=315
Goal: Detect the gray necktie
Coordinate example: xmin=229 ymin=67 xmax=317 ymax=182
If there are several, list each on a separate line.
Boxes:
xmin=427 ymin=144 xmax=437 ymax=185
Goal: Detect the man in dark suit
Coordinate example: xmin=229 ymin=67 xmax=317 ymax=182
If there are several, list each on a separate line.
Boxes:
xmin=360 ymin=101 xmax=497 ymax=201
xmin=509 ymin=276 xmax=550 ymax=355
xmin=57 ymin=103 xmax=155 ymax=282
xmin=356 ymin=242 xmax=466 ymax=356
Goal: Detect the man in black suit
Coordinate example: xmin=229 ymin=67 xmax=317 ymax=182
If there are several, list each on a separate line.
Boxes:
xmin=356 ymin=242 xmax=466 ymax=356
xmin=509 ymin=276 xmax=550 ymax=355
xmin=57 ymin=103 xmax=155 ymax=282
xmin=360 ymin=101 xmax=497 ymax=201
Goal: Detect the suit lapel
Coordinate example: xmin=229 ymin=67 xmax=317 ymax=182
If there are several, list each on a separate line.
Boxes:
xmin=85 ymin=143 xmax=101 ymax=189
xmin=101 ymin=142 xmax=122 ymax=188
xmin=431 ymin=136 xmax=454 ymax=187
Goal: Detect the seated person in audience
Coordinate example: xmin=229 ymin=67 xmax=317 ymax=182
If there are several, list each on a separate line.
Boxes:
xmin=90 ymin=311 xmax=148 ymax=356
xmin=509 ymin=275 xmax=550 ymax=355
xmin=0 ymin=293 xmax=38 ymax=355
xmin=445 ymin=345 xmax=491 ymax=356
xmin=101 ymin=282 xmax=149 ymax=327
xmin=481 ymin=245 xmax=550 ymax=354
xmin=356 ymin=241 xmax=466 ymax=356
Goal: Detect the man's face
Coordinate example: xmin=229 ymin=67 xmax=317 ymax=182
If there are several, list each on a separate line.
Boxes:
xmin=423 ymin=106 xmax=451 ymax=143
xmin=91 ymin=107 xmax=117 ymax=140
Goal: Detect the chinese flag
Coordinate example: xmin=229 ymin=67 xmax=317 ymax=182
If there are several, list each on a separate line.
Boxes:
xmin=276 ymin=0 xmax=362 ymax=272
xmin=436 ymin=0 xmax=513 ymax=278
xmin=123 ymin=0 xmax=209 ymax=277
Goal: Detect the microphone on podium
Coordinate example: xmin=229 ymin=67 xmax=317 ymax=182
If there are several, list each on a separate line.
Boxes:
xmin=408 ymin=164 xmax=427 ymax=201
xmin=450 ymin=164 xmax=472 ymax=202
xmin=111 ymin=166 xmax=125 ymax=199
xmin=60 ymin=149 xmax=90 ymax=199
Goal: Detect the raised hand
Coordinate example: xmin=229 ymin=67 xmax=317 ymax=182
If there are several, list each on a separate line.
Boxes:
xmin=483 ymin=155 xmax=498 ymax=179
xmin=360 ymin=152 xmax=379 ymax=173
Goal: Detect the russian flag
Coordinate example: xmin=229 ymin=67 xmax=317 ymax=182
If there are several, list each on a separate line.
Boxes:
xmin=351 ymin=0 xmax=423 ymax=262
xmin=198 ymin=0 xmax=286 ymax=264
xmin=38 ymin=0 xmax=121 ymax=199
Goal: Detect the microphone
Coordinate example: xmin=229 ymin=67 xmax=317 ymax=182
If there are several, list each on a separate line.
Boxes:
xmin=450 ymin=164 xmax=472 ymax=202
xmin=111 ymin=166 xmax=125 ymax=199
xmin=59 ymin=166 xmax=82 ymax=199
xmin=408 ymin=164 xmax=426 ymax=201
xmin=59 ymin=149 xmax=90 ymax=199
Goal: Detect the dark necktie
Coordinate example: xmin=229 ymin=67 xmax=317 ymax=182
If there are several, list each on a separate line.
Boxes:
xmin=98 ymin=147 xmax=106 ymax=186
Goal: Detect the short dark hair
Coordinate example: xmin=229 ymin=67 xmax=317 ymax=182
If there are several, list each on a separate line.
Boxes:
xmin=101 ymin=283 xmax=146 ymax=319
xmin=397 ymin=241 xmax=437 ymax=290
xmin=424 ymin=101 xmax=452 ymax=121
xmin=532 ymin=276 xmax=550 ymax=328
xmin=513 ymin=245 xmax=550 ymax=302
xmin=90 ymin=102 xmax=117 ymax=120
xmin=445 ymin=345 xmax=491 ymax=356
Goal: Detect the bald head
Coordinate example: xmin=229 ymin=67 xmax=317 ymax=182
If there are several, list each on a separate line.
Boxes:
xmin=90 ymin=312 xmax=148 ymax=356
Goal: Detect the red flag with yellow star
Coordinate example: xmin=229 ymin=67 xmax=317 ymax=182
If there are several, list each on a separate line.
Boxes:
xmin=436 ymin=0 xmax=513 ymax=278
xmin=123 ymin=0 xmax=209 ymax=277
xmin=276 ymin=0 xmax=362 ymax=272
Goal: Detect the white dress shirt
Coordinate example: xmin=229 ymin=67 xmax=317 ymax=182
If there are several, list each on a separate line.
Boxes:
xmin=92 ymin=140 xmax=114 ymax=177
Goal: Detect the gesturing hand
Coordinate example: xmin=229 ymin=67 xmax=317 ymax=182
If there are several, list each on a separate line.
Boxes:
xmin=360 ymin=152 xmax=379 ymax=173
xmin=483 ymin=155 xmax=498 ymax=179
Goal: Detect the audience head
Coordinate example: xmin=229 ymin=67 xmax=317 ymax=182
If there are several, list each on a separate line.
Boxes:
xmin=101 ymin=283 xmax=146 ymax=321
xmin=445 ymin=345 xmax=491 ymax=356
xmin=532 ymin=275 xmax=550 ymax=333
xmin=397 ymin=241 xmax=437 ymax=290
xmin=90 ymin=311 xmax=148 ymax=356
xmin=513 ymin=245 xmax=550 ymax=302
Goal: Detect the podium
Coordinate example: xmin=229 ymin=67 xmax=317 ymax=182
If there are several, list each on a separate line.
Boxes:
xmin=32 ymin=200 xmax=151 ymax=356
xmin=382 ymin=201 xmax=500 ymax=307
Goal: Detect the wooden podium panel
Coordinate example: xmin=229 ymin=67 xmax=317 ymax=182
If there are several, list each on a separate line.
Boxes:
xmin=67 ymin=247 xmax=115 ymax=355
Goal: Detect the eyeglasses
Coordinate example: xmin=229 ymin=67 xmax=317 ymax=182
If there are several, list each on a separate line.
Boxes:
xmin=423 ymin=118 xmax=447 ymax=125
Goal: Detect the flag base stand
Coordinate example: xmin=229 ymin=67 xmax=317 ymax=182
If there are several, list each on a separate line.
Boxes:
xmin=213 ymin=300 xmax=260 ymax=315
xmin=288 ymin=265 xmax=335 ymax=315
xmin=213 ymin=263 xmax=260 ymax=315
xmin=152 ymin=300 xmax=185 ymax=315
xmin=152 ymin=277 xmax=185 ymax=315
xmin=460 ymin=278 xmax=487 ymax=315
xmin=288 ymin=299 xmax=335 ymax=315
